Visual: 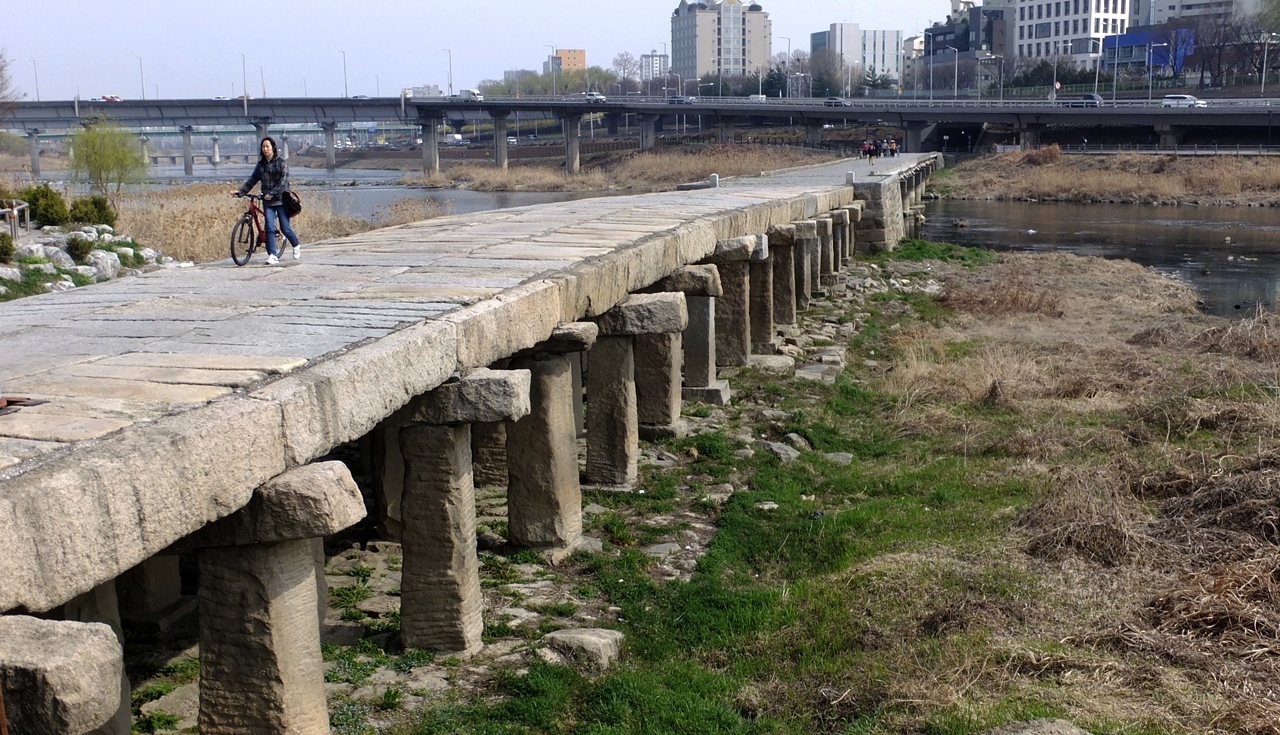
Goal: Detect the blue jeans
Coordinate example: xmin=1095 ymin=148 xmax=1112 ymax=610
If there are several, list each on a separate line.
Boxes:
xmin=263 ymin=204 xmax=300 ymax=257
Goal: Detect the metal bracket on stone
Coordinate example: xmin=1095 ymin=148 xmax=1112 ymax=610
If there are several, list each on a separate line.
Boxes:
xmin=511 ymin=322 xmax=598 ymax=358
xmin=0 ymin=616 xmax=124 ymax=735
xmin=171 ymin=461 xmax=366 ymax=550
xmin=395 ymin=368 xmax=532 ymax=426
xmin=592 ymin=293 xmax=688 ymax=336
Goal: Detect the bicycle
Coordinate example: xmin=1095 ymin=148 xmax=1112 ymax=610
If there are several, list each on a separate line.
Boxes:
xmin=229 ymin=193 xmax=284 ymax=266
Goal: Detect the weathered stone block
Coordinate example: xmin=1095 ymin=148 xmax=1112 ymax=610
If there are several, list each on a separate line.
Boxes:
xmin=398 ymin=368 xmax=532 ymax=426
xmin=471 ymin=422 xmax=509 ymax=489
xmin=506 ymin=354 xmax=582 ymax=549
xmin=635 ymin=332 xmax=683 ymax=426
xmin=683 ymin=296 xmax=717 ymax=388
xmin=0 ymin=616 xmax=123 ymax=735
xmin=445 ymin=279 xmax=563 ymax=370
xmin=515 ymin=322 xmax=598 ymax=356
xmin=593 ymin=293 xmax=688 ymax=336
xmin=542 ymin=628 xmax=625 ymax=669
xmin=585 ymin=336 xmax=639 ymax=486
xmin=652 ymin=265 xmax=722 ymax=297
xmin=715 ymin=261 xmax=750 ymax=367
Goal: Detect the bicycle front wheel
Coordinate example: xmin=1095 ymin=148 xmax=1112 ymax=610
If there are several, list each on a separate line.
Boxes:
xmin=230 ymin=215 xmax=255 ymax=266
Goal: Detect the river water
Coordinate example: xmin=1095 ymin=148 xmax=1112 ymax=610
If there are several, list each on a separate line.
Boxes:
xmin=922 ymin=200 xmax=1280 ymax=318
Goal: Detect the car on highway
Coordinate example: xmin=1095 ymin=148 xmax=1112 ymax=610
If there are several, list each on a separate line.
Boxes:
xmin=351 ymin=95 xmax=370 ymax=99
xmin=747 ymin=94 xmax=768 ymax=102
xmin=506 ymin=136 xmax=518 ymax=146
xmin=1162 ymin=94 xmax=1208 ymax=108
xmin=98 ymin=95 xmax=124 ymax=102
xmin=1062 ymin=93 xmax=1104 ymax=107
xmin=583 ymin=92 xmax=607 ymax=103
xmin=667 ymin=95 xmax=691 ymax=104
xmin=824 ymin=96 xmax=852 ymax=107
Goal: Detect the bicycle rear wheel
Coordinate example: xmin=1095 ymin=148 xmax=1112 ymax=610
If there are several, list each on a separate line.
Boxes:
xmin=230 ymin=215 xmax=255 ymax=266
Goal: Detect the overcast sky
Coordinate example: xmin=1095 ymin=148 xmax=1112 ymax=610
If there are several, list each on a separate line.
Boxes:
xmin=5 ymin=0 xmax=946 ymax=101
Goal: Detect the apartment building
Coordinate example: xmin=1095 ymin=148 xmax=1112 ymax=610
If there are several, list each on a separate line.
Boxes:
xmin=1151 ymin=0 xmax=1261 ymax=25
xmin=1014 ymin=0 xmax=1143 ymax=65
xmin=543 ymin=49 xmax=587 ymax=75
xmin=670 ymin=0 xmax=773 ymax=79
xmin=811 ymin=24 xmax=905 ymax=81
xmin=640 ymin=53 xmax=671 ymax=81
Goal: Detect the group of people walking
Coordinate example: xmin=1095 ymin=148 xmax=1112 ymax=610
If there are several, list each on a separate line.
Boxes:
xmin=862 ymin=139 xmax=898 ymax=159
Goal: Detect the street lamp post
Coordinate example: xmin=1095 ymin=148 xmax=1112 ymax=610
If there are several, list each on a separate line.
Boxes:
xmin=134 ymin=56 xmax=145 ymax=100
xmin=239 ymin=53 xmax=248 ymax=115
xmin=337 ymin=50 xmax=348 ymax=98
xmin=923 ymin=30 xmax=937 ymax=101
xmin=656 ymin=41 xmax=667 ymax=98
xmin=1148 ymin=42 xmax=1168 ymax=101
xmin=25 ymin=59 xmax=38 ymax=101
xmin=780 ymin=36 xmax=791 ymax=96
xmin=441 ymin=49 xmax=453 ymax=96
xmin=950 ymin=46 xmax=959 ymax=99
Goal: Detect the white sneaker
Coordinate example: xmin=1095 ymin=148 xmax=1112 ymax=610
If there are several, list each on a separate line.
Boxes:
xmin=292 ymin=245 xmax=301 ymax=260
xmin=266 ymin=254 xmax=279 ymax=265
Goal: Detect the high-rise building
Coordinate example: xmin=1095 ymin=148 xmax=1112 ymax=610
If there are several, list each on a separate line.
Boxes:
xmin=543 ymin=49 xmax=587 ymax=75
xmin=641 ymin=52 xmax=671 ymax=81
xmin=811 ymin=24 xmax=905 ymax=81
xmin=670 ymin=0 xmax=773 ymax=80
xmin=1151 ymin=0 xmax=1260 ymax=25
xmin=1013 ymin=0 xmax=1142 ymax=66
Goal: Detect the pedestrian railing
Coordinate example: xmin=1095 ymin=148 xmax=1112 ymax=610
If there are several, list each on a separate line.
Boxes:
xmin=1 ymin=200 xmax=31 ymax=241
xmin=1056 ymin=142 xmax=1280 ymax=155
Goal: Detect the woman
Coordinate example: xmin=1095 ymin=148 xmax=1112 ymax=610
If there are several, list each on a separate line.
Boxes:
xmin=231 ymin=137 xmax=300 ymax=265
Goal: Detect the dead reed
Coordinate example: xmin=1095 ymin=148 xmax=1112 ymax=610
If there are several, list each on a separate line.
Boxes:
xmin=115 ymin=184 xmax=445 ymax=263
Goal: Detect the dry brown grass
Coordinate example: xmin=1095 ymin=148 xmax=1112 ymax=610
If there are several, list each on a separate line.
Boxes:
xmin=940 ymin=152 xmax=1280 ymax=205
xmin=115 ymin=184 xmax=445 ymax=263
xmin=400 ymin=145 xmax=840 ymax=193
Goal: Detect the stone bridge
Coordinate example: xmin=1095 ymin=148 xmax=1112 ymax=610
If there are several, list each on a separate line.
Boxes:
xmin=0 ymin=154 xmax=938 ymax=733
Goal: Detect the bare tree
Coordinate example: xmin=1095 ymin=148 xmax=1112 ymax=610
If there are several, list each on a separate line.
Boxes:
xmin=611 ymin=53 xmax=640 ymax=83
xmin=0 ymin=52 xmax=16 ymax=122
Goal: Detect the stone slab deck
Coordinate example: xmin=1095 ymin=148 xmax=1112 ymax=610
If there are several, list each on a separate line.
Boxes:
xmin=0 ymin=154 xmax=936 ymax=615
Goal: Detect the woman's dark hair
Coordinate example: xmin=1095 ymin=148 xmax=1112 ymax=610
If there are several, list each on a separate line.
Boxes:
xmin=259 ymin=136 xmax=278 ymax=161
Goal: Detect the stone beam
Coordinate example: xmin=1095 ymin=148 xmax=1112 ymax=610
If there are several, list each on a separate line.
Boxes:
xmin=593 ymin=293 xmax=688 ymax=336
xmin=0 ymin=617 xmax=123 ymax=735
xmin=397 ymin=368 xmax=532 ymax=426
xmin=512 ymin=322 xmax=598 ymax=357
xmin=650 ymin=265 xmax=723 ymax=297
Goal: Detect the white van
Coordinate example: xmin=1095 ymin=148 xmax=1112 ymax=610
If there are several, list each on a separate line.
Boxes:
xmin=747 ymin=94 xmax=768 ymax=102
xmin=457 ymin=89 xmax=484 ymax=102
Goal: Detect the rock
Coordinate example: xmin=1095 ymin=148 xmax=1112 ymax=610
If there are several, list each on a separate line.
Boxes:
xmin=42 ymin=247 xmax=76 ymax=269
xmin=755 ymin=440 xmax=801 ymax=463
xmin=73 ymin=266 xmax=98 ymax=279
xmin=496 ymin=607 xmax=541 ymax=625
xmin=16 ymin=243 xmax=44 ymax=260
xmin=747 ymin=355 xmax=796 ymax=375
xmin=0 ymin=616 xmax=124 ymax=735
xmin=583 ymin=503 xmax=608 ymax=515
xmin=761 ymin=409 xmax=788 ymax=421
xmin=732 ymin=448 xmax=755 ymax=459
xmin=365 ymin=540 xmax=402 ymax=555
xmin=115 ymin=246 xmax=135 ymax=261
xmin=785 ymin=433 xmax=811 ymax=451
xmin=44 ymin=281 xmax=76 ymax=293
xmin=704 ymin=492 xmax=732 ymax=505
xmin=79 ymin=227 xmax=99 ymax=237
xmin=86 ymin=249 xmax=121 ymax=281
xmin=139 ymin=248 xmax=159 ymax=264
xmin=95 ymin=225 xmax=114 ymax=234
xmin=795 ymin=364 xmax=842 ymax=385
xmin=754 ymin=501 xmax=779 ymax=510
xmin=399 ymin=368 xmax=532 ymax=426
xmin=652 ymin=264 xmax=723 ymax=297
xmin=477 ymin=532 xmax=505 ymax=550
xmin=814 ymin=347 xmax=847 ymax=367
xmin=542 ymin=628 xmax=625 ymax=669
xmin=0 ymin=285 xmax=7 ymax=296
xmin=0 ymin=266 xmax=21 ymax=282
xmin=642 ymin=542 xmax=681 ymax=557
xmin=594 ymin=292 xmax=689 ymax=336
xmin=139 ymin=682 xmax=198 ymax=731
xmin=824 ymin=452 xmax=854 ymax=466
xmin=357 ymin=595 xmax=400 ymax=617
xmin=978 ymin=720 xmax=1092 ymax=735
xmin=522 ymin=322 xmax=598 ymax=355
xmin=536 ymin=647 xmax=568 ymax=666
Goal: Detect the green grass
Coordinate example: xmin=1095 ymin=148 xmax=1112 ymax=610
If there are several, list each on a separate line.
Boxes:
xmin=864 ymin=239 xmax=995 ymax=269
xmin=132 ymin=711 xmax=182 ymax=733
xmin=330 ymin=583 xmax=373 ymax=610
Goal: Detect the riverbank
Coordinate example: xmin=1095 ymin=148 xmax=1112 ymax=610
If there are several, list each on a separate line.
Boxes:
xmin=934 ymin=147 xmax=1280 ymax=206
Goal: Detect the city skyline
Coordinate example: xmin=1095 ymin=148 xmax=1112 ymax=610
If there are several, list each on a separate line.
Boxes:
xmin=4 ymin=0 xmax=945 ymax=100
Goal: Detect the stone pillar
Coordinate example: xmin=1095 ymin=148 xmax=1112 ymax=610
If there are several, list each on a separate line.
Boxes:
xmin=471 ymin=422 xmax=509 ymax=489
xmin=254 ymin=121 xmax=271 ymax=143
xmin=322 ymin=122 xmax=338 ymax=172
xmin=817 ymin=217 xmax=837 ymax=288
xmin=831 ymin=209 xmax=849 ymax=269
xmin=280 ymin=135 xmax=290 ymax=161
xmin=647 ymin=266 xmax=728 ymax=405
xmin=181 ymin=126 xmax=194 ymax=176
xmin=639 ymin=115 xmax=657 ymax=151
xmin=63 ymin=581 xmax=130 ymax=735
xmin=1156 ymin=124 xmax=1185 ymax=148
xmin=211 ymin=135 xmax=221 ymax=169
xmin=1020 ymin=122 xmax=1045 ymax=148
xmin=636 ymin=332 xmax=685 ymax=439
xmin=719 ymin=115 xmax=737 ymax=144
xmin=492 ymin=112 xmax=509 ymax=171
xmin=28 ymin=131 xmax=40 ymax=179
xmin=399 ymin=424 xmax=482 ymax=654
xmin=715 ymin=261 xmax=750 ymax=367
xmin=564 ymin=113 xmax=582 ymax=174
xmin=174 ymin=462 xmax=364 ymax=735
xmin=420 ymin=115 xmax=441 ymax=175
xmin=606 ymin=113 xmax=620 ymax=136
xmin=0 ymin=616 xmax=124 ymax=735
xmin=805 ymin=123 xmax=823 ymax=148
xmin=749 ymin=249 xmax=775 ymax=354
xmin=794 ymin=220 xmax=818 ymax=310
xmin=588 ymin=294 xmax=688 ymax=485
xmin=769 ymin=226 xmax=797 ymax=326
xmin=392 ymin=370 xmax=531 ymax=650
xmin=571 ymin=352 xmax=586 ymax=437
xmin=843 ymin=204 xmax=862 ymax=262
xmin=508 ymin=354 xmax=583 ymax=551
xmin=198 ymin=540 xmax=329 ymax=735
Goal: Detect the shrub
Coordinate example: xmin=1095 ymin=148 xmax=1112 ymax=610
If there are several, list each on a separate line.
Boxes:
xmin=0 ymin=232 xmax=12 ymax=263
xmin=68 ymin=195 xmax=116 ymax=227
xmin=65 ymin=235 xmax=95 ymax=263
xmin=19 ymin=183 xmax=70 ymax=227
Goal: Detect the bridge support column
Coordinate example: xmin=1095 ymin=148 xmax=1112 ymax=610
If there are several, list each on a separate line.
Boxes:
xmin=210 ymin=135 xmax=221 ymax=169
xmin=639 ymin=114 xmax=657 ymax=151
xmin=817 ymin=217 xmax=836 ymax=288
xmin=749 ymin=237 xmax=776 ymax=354
xmin=471 ymin=421 xmax=508 ymax=489
xmin=180 ymin=126 xmax=195 ymax=176
xmin=636 ymin=326 xmax=688 ymax=440
xmin=700 ymin=237 xmax=759 ymax=368
xmin=831 ymin=210 xmax=850 ymax=270
xmin=507 ymin=332 xmax=589 ymax=554
xmin=419 ymin=115 xmax=441 ymax=176
xmin=794 ymin=220 xmax=818 ymax=309
xmin=27 ymin=131 xmax=41 ymax=179
xmin=903 ymin=121 xmax=930 ymax=153
xmin=768 ymin=225 xmax=797 ymax=326
xmin=719 ymin=115 xmax=738 ymax=144
xmin=842 ymin=205 xmax=862 ymax=264
xmin=606 ymin=113 xmax=620 ymax=136
xmin=492 ymin=112 xmax=509 ymax=171
xmin=254 ymin=121 xmax=271 ymax=143
xmin=563 ymin=113 xmax=583 ymax=174
xmin=182 ymin=462 xmax=362 ymax=735
xmin=1155 ymin=124 xmax=1185 ymax=148
xmin=321 ymin=122 xmax=338 ymax=172
xmin=1019 ymin=123 xmax=1046 ymax=149
xmin=587 ymin=294 xmax=688 ymax=485
xmin=805 ymin=123 xmax=823 ymax=148
xmin=280 ymin=135 xmax=290 ymax=161
xmin=396 ymin=371 xmax=530 ymax=652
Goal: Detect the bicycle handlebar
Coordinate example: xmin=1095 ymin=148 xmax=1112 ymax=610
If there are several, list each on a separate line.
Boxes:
xmin=233 ymin=192 xmax=265 ymax=200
